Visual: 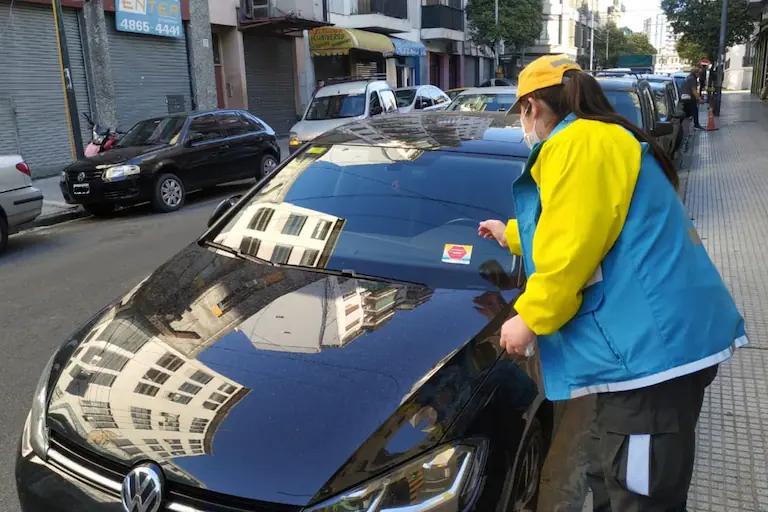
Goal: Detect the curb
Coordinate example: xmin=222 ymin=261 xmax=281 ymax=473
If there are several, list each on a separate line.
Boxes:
xmin=27 ymin=204 xmax=89 ymax=230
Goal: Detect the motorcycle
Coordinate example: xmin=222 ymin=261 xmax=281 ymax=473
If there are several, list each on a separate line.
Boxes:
xmin=82 ymin=112 xmax=119 ymax=157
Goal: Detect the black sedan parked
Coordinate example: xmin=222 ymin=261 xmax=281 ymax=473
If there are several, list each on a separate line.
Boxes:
xmin=60 ymin=110 xmax=281 ymax=216
xmin=18 ymin=113 xmax=551 ymax=512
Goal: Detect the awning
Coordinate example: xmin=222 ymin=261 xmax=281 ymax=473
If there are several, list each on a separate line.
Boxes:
xmin=310 ymin=27 xmax=395 ymax=57
xmin=390 ymin=37 xmax=427 ymax=57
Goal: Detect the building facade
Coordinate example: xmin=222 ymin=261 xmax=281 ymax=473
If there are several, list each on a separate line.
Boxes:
xmin=724 ymin=43 xmax=755 ymax=90
xmin=0 ymin=0 xmax=216 ymax=177
xmin=749 ymin=0 xmax=768 ymax=96
xmin=643 ymin=13 xmax=684 ymax=73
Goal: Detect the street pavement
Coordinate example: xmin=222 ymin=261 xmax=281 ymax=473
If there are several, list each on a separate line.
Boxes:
xmin=0 ymin=182 xmax=252 ymax=512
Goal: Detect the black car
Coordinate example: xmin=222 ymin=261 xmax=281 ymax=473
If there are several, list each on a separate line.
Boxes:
xmin=596 ymin=77 xmax=677 ymax=159
xmin=648 ymin=80 xmax=684 ymax=156
xmin=17 ymin=113 xmax=552 ymax=512
xmin=60 ymin=110 xmax=281 ymax=216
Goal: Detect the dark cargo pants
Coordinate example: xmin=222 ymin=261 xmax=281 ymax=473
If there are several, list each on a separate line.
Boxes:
xmin=586 ymin=366 xmax=718 ymax=512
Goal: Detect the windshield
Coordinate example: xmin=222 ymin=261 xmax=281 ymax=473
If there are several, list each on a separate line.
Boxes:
xmin=306 ymin=94 xmax=366 ymax=120
xmin=395 ymin=89 xmax=417 ymax=107
xmin=118 ymin=116 xmax=186 ymax=147
xmin=210 ymin=144 xmax=524 ymax=290
xmin=448 ymin=93 xmax=517 ymax=113
xmin=603 ymin=90 xmax=643 ymax=127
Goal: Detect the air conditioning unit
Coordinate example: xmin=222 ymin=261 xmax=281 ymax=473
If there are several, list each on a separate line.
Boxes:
xmin=242 ymin=0 xmax=271 ymax=19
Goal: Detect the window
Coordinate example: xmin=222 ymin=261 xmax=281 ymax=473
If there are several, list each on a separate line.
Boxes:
xmin=345 ymin=303 xmax=360 ymax=315
xmin=430 ymin=87 xmax=448 ymax=105
xmin=99 ymin=319 xmax=149 ymax=353
xmin=311 ymin=220 xmax=332 ymax=240
xmin=379 ymin=90 xmax=398 ymax=113
xmin=157 ymin=353 xmax=184 ymax=372
xmin=240 ymin=113 xmax=266 ymax=132
xmin=135 ymin=383 xmax=160 ymax=397
xmin=190 ymin=370 xmax=213 ymax=385
xmin=369 ymin=92 xmax=383 ymax=115
xmin=346 ymin=319 xmax=361 ymax=331
xmin=203 ymin=401 xmax=219 ymax=411
xmin=300 ymin=249 xmax=319 ymax=267
xmin=271 ymin=245 xmax=292 ymax=264
xmin=187 ymin=115 xmax=223 ymax=143
xmin=160 ymin=413 xmax=180 ymax=432
xmin=149 ymin=444 xmax=164 ymax=452
xmin=179 ymin=382 xmax=202 ymax=395
xmin=209 ymin=391 xmax=228 ymax=403
xmin=653 ymin=88 xmax=669 ymax=120
xmin=82 ymin=347 xmax=130 ymax=372
xmin=306 ymin=94 xmax=366 ymax=120
xmin=167 ymin=392 xmax=192 ymax=405
xmin=218 ymin=383 xmax=237 ymax=394
xmin=415 ymin=95 xmax=432 ymax=109
xmin=239 ymin=236 xmax=261 ymax=257
xmin=132 ymin=407 xmax=152 ymax=430
xmin=217 ymin=113 xmax=252 ymax=137
xmin=282 ymin=214 xmax=307 ymax=236
xmin=144 ymin=368 xmax=171 ymax=385
xmin=395 ymin=88 xmax=417 ymax=107
xmin=247 ymin=208 xmax=274 ymax=231
xmin=190 ymin=417 xmax=210 ymax=434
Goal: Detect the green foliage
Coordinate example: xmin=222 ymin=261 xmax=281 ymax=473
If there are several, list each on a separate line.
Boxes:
xmin=466 ymin=0 xmax=544 ymax=52
xmin=593 ymin=23 xmax=658 ymax=68
xmin=661 ymin=0 xmax=753 ymax=59
xmin=676 ymin=37 xmax=709 ymax=64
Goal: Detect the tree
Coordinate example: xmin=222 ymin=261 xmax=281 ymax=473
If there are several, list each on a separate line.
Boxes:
xmin=596 ymin=23 xmax=657 ymax=67
xmin=676 ymin=37 xmax=708 ymax=65
xmin=466 ymin=0 xmax=543 ymax=55
xmin=625 ymin=33 xmax=657 ymax=55
xmin=661 ymin=0 xmax=753 ymax=60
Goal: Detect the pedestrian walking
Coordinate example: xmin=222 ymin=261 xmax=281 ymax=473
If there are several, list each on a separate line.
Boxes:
xmin=478 ymin=55 xmax=746 ymax=511
xmin=682 ymin=67 xmax=704 ymax=130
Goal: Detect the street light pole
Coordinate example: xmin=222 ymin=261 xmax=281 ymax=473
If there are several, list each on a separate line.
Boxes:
xmin=494 ymin=0 xmax=500 ymax=74
xmin=714 ymin=0 xmax=728 ymax=115
xmin=52 ymin=0 xmax=84 ymax=160
xmin=589 ymin=7 xmax=595 ymax=70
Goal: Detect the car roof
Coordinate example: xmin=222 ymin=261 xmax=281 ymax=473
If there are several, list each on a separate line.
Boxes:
xmin=316 ymin=80 xmax=388 ymax=97
xmin=457 ymin=86 xmax=518 ymax=95
xmin=313 ymin=111 xmax=529 ymax=158
xmin=596 ymin=77 xmax=642 ymax=91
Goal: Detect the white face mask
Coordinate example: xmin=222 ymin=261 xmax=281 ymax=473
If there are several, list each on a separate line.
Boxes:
xmin=522 ymin=108 xmax=541 ymax=149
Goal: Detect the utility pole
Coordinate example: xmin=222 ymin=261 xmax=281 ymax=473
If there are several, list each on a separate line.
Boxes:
xmin=714 ymin=0 xmax=728 ymax=116
xmin=52 ymin=0 xmax=84 ymax=160
xmin=589 ymin=4 xmax=595 ymax=70
xmin=494 ymin=0 xmax=500 ymax=74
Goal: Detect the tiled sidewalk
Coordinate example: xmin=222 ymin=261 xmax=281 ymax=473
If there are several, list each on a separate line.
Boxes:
xmin=685 ymin=92 xmax=768 ymax=511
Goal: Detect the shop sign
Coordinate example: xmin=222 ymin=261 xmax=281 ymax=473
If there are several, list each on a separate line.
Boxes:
xmin=116 ymin=0 xmax=182 ymax=38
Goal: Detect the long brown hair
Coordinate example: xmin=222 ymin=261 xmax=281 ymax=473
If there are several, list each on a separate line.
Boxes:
xmin=523 ymin=70 xmax=678 ymax=188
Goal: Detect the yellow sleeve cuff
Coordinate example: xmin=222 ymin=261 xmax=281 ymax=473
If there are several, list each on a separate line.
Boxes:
xmin=505 ymin=219 xmax=522 ymax=256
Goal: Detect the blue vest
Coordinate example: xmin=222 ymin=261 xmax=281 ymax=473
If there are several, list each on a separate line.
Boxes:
xmin=513 ymin=115 xmax=747 ymax=400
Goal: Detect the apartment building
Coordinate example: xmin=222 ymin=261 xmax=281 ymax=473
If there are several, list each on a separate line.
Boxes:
xmin=643 ymin=13 xmax=684 ymax=73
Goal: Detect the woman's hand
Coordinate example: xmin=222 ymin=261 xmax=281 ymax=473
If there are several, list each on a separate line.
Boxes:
xmin=500 ymin=315 xmax=536 ymax=357
xmin=478 ymin=219 xmax=508 ymax=247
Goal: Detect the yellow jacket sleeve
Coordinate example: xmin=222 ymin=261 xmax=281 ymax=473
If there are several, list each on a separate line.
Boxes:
xmin=514 ymin=120 xmax=642 ymax=335
xmin=505 ymin=219 xmax=522 ymax=256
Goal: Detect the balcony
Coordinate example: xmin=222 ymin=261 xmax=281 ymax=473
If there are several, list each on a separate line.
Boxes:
xmin=239 ymin=0 xmax=329 ymax=34
xmin=421 ymin=0 xmax=464 ymax=41
xmin=354 ymin=0 xmax=408 ymax=19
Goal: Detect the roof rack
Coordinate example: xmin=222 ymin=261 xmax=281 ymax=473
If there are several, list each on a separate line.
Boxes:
xmin=322 ymin=73 xmax=388 ymax=85
xmin=585 ymin=69 xmax=645 ymax=80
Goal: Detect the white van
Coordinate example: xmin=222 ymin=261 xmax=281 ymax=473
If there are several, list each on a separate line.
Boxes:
xmin=288 ymin=79 xmax=397 ymax=153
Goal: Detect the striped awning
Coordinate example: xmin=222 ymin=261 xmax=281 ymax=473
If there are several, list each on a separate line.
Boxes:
xmin=310 ymin=27 xmax=395 ymax=57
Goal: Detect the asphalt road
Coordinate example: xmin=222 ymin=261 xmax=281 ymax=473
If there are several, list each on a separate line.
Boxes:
xmin=0 ymin=183 xmax=252 ymax=511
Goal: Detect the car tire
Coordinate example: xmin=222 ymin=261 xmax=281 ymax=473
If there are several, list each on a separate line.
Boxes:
xmin=259 ymin=153 xmax=279 ymax=179
xmin=152 ymin=173 xmax=185 ymax=213
xmin=0 ymin=214 xmax=8 ymax=254
xmin=83 ymin=203 xmax=116 ymax=217
xmin=509 ymin=417 xmax=545 ymax=512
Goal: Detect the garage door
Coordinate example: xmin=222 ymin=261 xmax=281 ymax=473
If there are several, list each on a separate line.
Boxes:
xmin=0 ymin=1 xmax=90 ymax=176
xmin=463 ymin=56 xmax=478 ymax=87
xmin=243 ymin=34 xmax=296 ymax=135
xmin=107 ymin=14 xmax=192 ymax=131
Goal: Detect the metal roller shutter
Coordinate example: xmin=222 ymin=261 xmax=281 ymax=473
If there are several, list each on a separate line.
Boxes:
xmin=243 ymin=34 xmax=296 ymax=135
xmin=0 ymin=1 xmax=90 ymax=176
xmin=106 ymin=14 xmax=192 ymax=130
xmin=463 ymin=56 xmax=477 ymax=87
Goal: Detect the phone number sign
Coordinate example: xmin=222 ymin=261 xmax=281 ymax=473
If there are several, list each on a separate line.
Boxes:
xmin=116 ymin=0 xmax=182 ymax=38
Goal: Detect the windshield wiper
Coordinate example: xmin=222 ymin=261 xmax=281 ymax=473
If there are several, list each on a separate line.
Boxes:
xmin=202 ymin=240 xmax=275 ymax=267
xmin=289 ymin=265 xmax=426 ymax=287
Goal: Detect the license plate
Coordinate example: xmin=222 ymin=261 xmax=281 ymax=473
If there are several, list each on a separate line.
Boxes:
xmin=73 ymin=183 xmax=90 ymax=195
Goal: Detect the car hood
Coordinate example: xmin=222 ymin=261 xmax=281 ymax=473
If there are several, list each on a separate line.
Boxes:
xmin=65 ymin=145 xmax=168 ymax=170
xmin=291 ymin=117 xmax=363 ymax=143
xmin=46 ymin=243 xmax=515 ymax=506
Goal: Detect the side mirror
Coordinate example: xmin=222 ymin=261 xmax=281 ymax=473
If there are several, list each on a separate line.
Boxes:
xmin=651 ymin=122 xmax=674 ymax=137
xmin=208 ymin=195 xmax=242 ymax=227
xmin=370 ymin=105 xmax=384 ymax=116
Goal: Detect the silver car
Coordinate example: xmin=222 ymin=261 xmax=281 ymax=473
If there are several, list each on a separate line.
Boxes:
xmin=0 ymin=155 xmax=42 ymax=252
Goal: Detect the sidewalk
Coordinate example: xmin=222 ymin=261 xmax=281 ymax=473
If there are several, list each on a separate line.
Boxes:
xmin=684 ymin=92 xmax=768 ymax=510
xmin=29 ymin=136 xmax=291 ymax=227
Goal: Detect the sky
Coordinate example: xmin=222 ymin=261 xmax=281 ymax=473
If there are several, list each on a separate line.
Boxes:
xmin=619 ymin=0 xmax=663 ymax=32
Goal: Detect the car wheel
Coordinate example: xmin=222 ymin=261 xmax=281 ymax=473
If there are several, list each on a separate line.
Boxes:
xmin=259 ymin=153 xmax=278 ymax=179
xmin=152 ymin=173 xmax=185 ymax=213
xmin=0 ymin=214 xmax=7 ymax=254
xmin=510 ymin=418 xmax=545 ymax=512
xmin=83 ymin=203 xmax=116 ymax=217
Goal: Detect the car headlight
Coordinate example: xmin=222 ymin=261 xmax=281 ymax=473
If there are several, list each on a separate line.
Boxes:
xmin=306 ymin=443 xmax=485 ymax=512
xmin=103 ymin=164 xmax=140 ymax=182
xmin=288 ymin=133 xmax=302 ymax=147
xmin=22 ymin=351 xmax=57 ymax=460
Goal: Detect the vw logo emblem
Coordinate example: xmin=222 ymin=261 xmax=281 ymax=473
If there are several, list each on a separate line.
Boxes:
xmin=121 ymin=463 xmax=164 ymax=512
xmin=77 ymin=171 xmax=86 ymax=182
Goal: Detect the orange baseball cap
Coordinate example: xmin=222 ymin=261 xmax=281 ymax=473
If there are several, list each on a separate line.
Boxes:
xmin=511 ymin=54 xmax=581 ymax=112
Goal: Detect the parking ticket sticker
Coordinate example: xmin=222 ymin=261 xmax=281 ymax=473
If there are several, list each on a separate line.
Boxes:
xmin=442 ymin=244 xmax=473 ymax=265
